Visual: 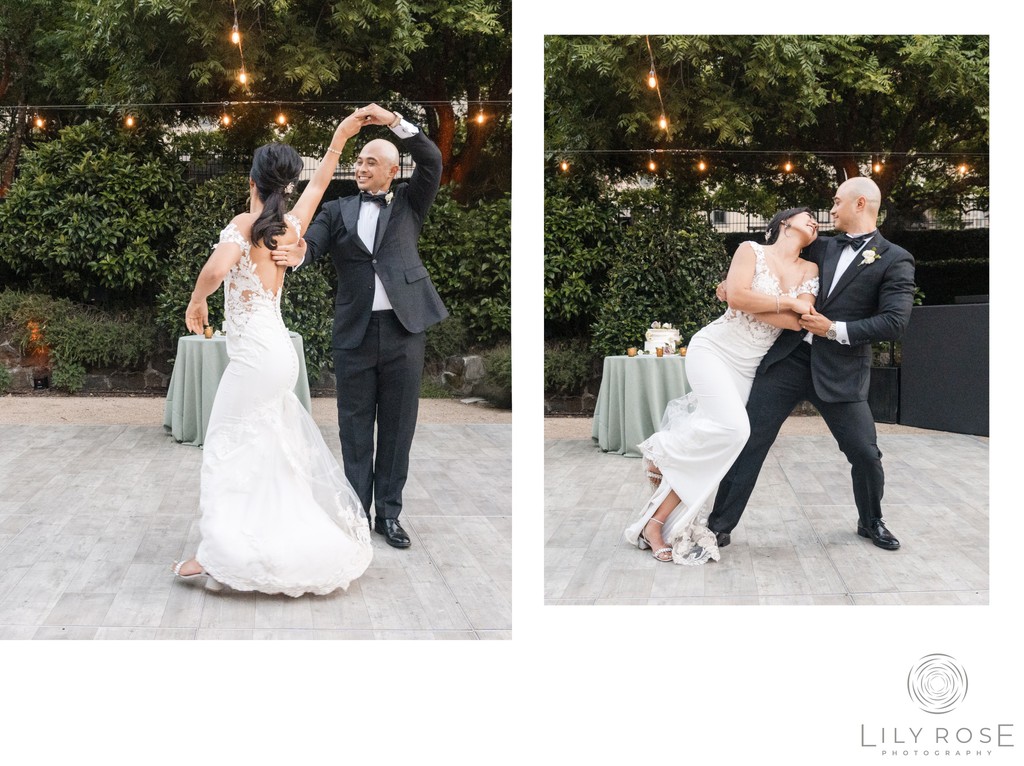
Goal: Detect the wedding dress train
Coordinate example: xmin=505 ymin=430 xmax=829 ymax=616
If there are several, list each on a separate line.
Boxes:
xmin=195 ymin=216 xmax=373 ymax=596
xmin=623 ymin=242 xmax=819 ymax=565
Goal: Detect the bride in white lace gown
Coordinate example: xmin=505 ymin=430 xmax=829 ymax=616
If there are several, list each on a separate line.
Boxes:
xmin=624 ymin=208 xmax=821 ymax=565
xmin=173 ymin=110 xmax=375 ymax=596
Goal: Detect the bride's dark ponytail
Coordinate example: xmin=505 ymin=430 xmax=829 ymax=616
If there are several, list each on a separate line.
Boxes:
xmin=249 ymin=143 xmax=303 ymax=249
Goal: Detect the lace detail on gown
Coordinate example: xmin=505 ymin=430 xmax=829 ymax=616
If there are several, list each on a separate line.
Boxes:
xmin=196 ymin=212 xmax=372 ymax=597
xmin=624 ymin=242 xmax=819 ymax=565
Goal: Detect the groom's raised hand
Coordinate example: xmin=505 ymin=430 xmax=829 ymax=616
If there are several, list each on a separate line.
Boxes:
xmin=272 ymin=237 xmax=307 ymax=269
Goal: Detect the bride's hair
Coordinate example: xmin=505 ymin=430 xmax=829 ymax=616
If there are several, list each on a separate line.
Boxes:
xmin=764 ymin=206 xmax=813 ymax=245
xmin=249 ymin=143 xmax=303 ymax=249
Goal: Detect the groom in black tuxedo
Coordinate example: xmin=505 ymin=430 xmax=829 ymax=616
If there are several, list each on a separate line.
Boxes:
xmin=708 ymin=176 xmax=915 ymax=550
xmin=276 ymin=103 xmax=448 ymax=548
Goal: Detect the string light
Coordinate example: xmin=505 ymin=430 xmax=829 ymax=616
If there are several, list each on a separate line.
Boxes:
xmin=34 ymin=116 xmax=45 ymax=129
xmin=231 ymin=24 xmax=240 ymax=45
xmin=238 ymin=70 xmax=248 ymax=85
xmin=697 ymin=159 xmax=706 ymax=172
xmin=647 ymin=69 xmax=657 ymax=89
xmin=783 ymin=160 xmax=793 ymax=173
xmin=476 ymin=110 xmax=486 ymax=125
xmin=958 ymin=163 xmax=969 ymax=174
xmin=230 ymin=2 xmax=249 ymax=92
xmin=560 ymin=160 xmax=569 ymax=172
xmin=645 ymin=36 xmax=668 ymax=137
xmin=124 ymin=115 xmax=135 ymax=128
xmin=221 ymin=112 xmax=232 ymax=126
xmin=647 ymin=151 xmax=657 ymax=172
xmin=873 ymin=161 xmax=882 ymax=173
xmin=276 ymin=111 xmax=287 ymax=126
xmin=658 ymin=115 xmax=667 ymax=130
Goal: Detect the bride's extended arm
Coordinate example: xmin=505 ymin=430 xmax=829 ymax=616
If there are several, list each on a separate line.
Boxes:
xmin=724 ymin=242 xmax=807 ymax=315
xmin=751 ymin=290 xmax=818 ymax=331
xmin=287 ymin=111 xmax=364 ymax=232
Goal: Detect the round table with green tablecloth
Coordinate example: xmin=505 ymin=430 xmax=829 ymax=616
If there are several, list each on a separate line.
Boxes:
xmin=591 ymin=354 xmax=690 ymax=457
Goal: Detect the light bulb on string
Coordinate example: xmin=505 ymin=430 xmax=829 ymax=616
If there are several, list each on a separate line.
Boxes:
xmin=958 ymin=163 xmax=969 ymax=175
xmin=697 ymin=159 xmax=707 ymax=172
xmin=476 ymin=110 xmax=485 ymax=125
xmin=221 ymin=112 xmax=232 ymax=127
xmin=34 ymin=116 xmax=45 ymax=129
xmin=873 ymin=160 xmax=882 ymax=174
xmin=231 ymin=24 xmax=241 ymax=45
xmin=124 ymin=115 xmax=135 ymax=128
xmin=647 ymin=69 xmax=657 ymax=89
xmin=276 ymin=111 xmax=287 ymax=126
xmin=560 ymin=160 xmax=569 ymax=172
xmin=647 ymin=152 xmax=657 ymax=173
xmin=238 ymin=70 xmax=248 ymax=85
xmin=783 ymin=159 xmax=793 ymax=173
xmin=658 ymin=115 xmax=667 ymax=130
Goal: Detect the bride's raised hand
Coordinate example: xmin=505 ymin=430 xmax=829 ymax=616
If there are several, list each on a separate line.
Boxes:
xmin=336 ymin=111 xmax=364 ymax=141
xmin=185 ymin=298 xmax=209 ymax=335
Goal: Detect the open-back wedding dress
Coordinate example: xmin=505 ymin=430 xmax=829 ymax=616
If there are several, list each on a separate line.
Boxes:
xmin=195 ymin=215 xmax=373 ymax=596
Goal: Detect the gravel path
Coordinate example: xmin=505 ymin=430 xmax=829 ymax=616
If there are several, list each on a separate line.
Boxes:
xmin=0 ymin=393 xmax=512 ymax=427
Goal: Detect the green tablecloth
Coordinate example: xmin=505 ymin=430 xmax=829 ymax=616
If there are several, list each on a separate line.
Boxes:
xmin=163 ymin=333 xmax=312 ymax=447
xmin=591 ymin=355 xmax=690 ymax=457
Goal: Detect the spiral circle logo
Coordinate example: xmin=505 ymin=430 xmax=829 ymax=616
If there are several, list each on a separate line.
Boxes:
xmin=908 ymin=654 xmax=968 ymax=714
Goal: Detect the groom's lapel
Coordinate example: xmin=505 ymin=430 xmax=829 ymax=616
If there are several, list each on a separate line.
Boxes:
xmin=372 ymin=198 xmax=395 ymax=255
xmin=819 ymin=238 xmax=844 ymax=306
xmin=341 ymin=197 xmax=371 ymax=255
xmin=825 ymin=231 xmax=889 ymax=305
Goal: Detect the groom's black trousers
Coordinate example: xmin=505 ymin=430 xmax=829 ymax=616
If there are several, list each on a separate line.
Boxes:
xmin=333 ymin=310 xmax=425 ymax=521
xmin=707 ymin=342 xmax=884 ymax=535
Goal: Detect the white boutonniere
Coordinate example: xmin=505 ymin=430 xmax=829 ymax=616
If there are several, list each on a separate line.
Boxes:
xmin=858 ymin=248 xmax=880 ymax=267
xmin=385 ymin=190 xmax=394 ymax=205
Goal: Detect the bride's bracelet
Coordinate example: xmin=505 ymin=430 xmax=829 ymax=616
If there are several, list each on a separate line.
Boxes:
xmin=326 ymin=146 xmax=343 ymax=156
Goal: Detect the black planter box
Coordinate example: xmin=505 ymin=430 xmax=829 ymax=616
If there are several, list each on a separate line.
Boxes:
xmin=868 ymin=366 xmax=900 ymax=424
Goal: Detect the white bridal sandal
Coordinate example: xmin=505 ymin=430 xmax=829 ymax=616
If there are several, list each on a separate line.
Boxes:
xmin=172 ymin=560 xmax=224 ymax=592
xmin=637 ymin=518 xmax=673 ymax=562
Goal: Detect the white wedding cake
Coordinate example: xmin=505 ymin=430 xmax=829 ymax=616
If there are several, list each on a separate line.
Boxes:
xmin=644 ymin=322 xmax=681 ymax=354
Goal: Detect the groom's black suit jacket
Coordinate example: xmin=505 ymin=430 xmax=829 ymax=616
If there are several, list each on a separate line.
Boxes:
xmin=758 ymin=232 xmax=916 ymax=403
xmin=300 ymin=130 xmax=449 ymax=349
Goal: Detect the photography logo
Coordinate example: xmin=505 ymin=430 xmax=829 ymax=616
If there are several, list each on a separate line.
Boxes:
xmin=858 ymin=654 xmax=1014 ymax=759
xmin=907 ymin=654 xmax=969 ymax=714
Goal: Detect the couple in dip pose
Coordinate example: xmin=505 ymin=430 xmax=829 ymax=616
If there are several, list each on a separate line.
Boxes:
xmin=626 ymin=176 xmax=916 ymax=565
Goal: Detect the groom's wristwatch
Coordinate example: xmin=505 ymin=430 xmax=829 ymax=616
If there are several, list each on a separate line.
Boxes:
xmin=387 ymin=111 xmax=403 ymax=129
xmin=826 ymin=322 xmax=838 ymax=341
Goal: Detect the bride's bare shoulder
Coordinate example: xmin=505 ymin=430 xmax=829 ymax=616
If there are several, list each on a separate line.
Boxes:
xmin=228 ymin=212 xmax=256 ymax=235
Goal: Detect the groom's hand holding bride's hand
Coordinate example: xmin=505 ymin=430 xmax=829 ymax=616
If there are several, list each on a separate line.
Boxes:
xmin=357 ymin=103 xmax=400 ymax=126
xmin=799 ymin=305 xmax=831 ymax=336
xmin=272 ymin=237 xmax=307 ymax=269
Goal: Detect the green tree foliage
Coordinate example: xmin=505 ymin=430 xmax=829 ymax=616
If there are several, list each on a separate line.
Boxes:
xmin=545 ymin=35 xmax=988 ymax=223
xmin=0 ymin=120 xmax=186 ymax=303
xmin=5 ymin=0 xmax=510 ymax=200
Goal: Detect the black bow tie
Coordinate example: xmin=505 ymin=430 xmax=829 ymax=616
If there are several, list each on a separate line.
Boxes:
xmin=359 ymin=191 xmax=390 ymax=207
xmin=834 ymin=232 xmax=873 ymax=249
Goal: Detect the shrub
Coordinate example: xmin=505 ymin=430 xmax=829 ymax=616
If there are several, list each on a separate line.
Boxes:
xmin=544 ymin=341 xmax=598 ymax=396
xmin=590 ymin=188 xmax=730 ymax=359
xmin=0 ymin=120 xmax=187 ymax=305
xmin=482 ymin=344 xmax=512 ymax=409
xmin=153 ymin=173 xmax=335 ymax=381
xmin=420 ymin=188 xmax=511 ymax=346
xmin=0 ymin=365 xmax=10 ymax=394
xmin=544 ymin=176 xmax=622 ymax=338
xmin=1 ymin=289 xmax=159 ymax=392
xmin=425 ymin=315 xmax=471 ymax=365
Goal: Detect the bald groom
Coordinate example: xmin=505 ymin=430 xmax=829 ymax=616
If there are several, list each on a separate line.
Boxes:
xmin=707 ymin=176 xmax=916 ymax=551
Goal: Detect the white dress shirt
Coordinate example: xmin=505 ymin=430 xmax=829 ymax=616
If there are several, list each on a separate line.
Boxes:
xmin=805 ymin=231 xmax=875 ymax=346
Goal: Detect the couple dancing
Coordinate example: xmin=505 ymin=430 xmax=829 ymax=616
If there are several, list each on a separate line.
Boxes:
xmin=625 ymin=177 xmax=916 ymax=565
xmin=172 ymin=103 xmax=447 ymax=596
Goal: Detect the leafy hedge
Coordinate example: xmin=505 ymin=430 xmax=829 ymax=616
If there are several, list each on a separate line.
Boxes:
xmin=0 ymin=121 xmax=187 ymax=305
xmin=420 ymin=188 xmax=511 ymax=346
xmin=0 ymin=289 xmax=158 ymax=393
xmin=590 ymin=188 xmax=731 ymax=359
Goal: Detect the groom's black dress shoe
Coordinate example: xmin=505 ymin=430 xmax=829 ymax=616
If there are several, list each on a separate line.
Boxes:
xmin=374 ymin=517 xmax=411 ymax=549
xmin=857 ymin=519 xmax=900 ymax=550
xmin=714 ymin=531 xmax=731 ymax=548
